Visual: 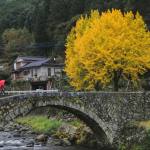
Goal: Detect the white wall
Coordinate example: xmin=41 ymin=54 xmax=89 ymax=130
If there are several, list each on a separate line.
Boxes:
xmin=14 ymin=66 xmax=63 ymax=81
xmin=51 ymin=67 xmax=55 ymax=76
xmin=23 ymin=67 xmax=48 ymax=81
xmin=38 ymin=67 xmax=48 ymax=77
xmin=14 ymin=63 xmax=17 ymax=70
xmin=14 ymin=61 xmax=27 ymax=70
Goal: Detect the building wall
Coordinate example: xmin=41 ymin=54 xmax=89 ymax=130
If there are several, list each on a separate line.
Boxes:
xmin=22 ymin=67 xmax=48 ymax=81
xmin=13 ymin=66 xmax=63 ymax=81
xmin=38 ymin=67 xmax=48 ymax=77
xmin=14 ymin=58 xmax=28 ymax=70
xmin=51 ymin=67 xmax=62 ymax=77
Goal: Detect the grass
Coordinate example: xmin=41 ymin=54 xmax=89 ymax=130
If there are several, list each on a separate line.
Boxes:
xmin=16 ymin=116 xmax=63 ymax=134
xmin=68 ymin=119 xmax=82 ymax=127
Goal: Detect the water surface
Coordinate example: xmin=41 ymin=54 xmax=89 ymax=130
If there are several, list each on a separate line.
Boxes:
xmin=0 ymin=132 xmax=95 ymax=150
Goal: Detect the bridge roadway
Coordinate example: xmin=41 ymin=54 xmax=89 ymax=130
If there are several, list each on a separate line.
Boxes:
xmin=0 ymin=90 xmax=150 ymax=147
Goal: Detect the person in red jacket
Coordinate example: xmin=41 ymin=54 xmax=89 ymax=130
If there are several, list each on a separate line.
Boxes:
xmin=0 ymin=80 xmax=5 ymax=95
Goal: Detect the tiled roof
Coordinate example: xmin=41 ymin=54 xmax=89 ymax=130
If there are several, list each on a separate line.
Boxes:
xmin=22 ymin=59 xmax=50 ymax=69
xmin=16 ymin=56 xmax=46 ymax=61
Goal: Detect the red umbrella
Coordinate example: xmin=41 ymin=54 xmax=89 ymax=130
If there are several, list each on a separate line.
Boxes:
xmin=0 ymin=80 xmax=5 ymax=90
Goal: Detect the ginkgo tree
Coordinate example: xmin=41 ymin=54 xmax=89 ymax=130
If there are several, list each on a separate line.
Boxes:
xmin=65 ymin=9 xmax=150 ymax=91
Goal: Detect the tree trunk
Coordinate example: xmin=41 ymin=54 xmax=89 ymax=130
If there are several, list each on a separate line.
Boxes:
xmin=113 ymin=71 xmax=120 ymax=91
xmin=94 ymin=81 xmax=102 ymax=91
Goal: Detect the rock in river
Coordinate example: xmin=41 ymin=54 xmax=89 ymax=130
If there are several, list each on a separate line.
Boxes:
xmin=5 ymin=140 xmax=23 ymax=146
xmin=35 ymin=134 xmax=48 ymax=143
xmin=0 ymin=141 xmax=4 ymax=147
xmin=26 ymin=140 xmax=34 ymax=147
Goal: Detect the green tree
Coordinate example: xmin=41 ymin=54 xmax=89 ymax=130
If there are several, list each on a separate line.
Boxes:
xmin=2 ymin=28 xmax=34 ymax=63
xmin=0 ymin=0 xmax=149 ymax=59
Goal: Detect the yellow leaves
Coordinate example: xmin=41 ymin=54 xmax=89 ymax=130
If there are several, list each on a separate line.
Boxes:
xmin=65 ymin=9 xmax=150 ymax=91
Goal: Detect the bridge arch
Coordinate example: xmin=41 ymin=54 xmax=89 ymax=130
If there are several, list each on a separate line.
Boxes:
xmin=0 ymin=93 xmax=116 ymax=146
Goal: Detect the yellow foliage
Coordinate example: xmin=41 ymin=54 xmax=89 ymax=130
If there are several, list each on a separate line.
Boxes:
xmin=65 ymin=9 xmax=150 ymax=91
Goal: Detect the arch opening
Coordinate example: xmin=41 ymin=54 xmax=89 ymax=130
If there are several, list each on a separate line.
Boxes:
xmin=32 ymin=104 xmax=111 ymax=147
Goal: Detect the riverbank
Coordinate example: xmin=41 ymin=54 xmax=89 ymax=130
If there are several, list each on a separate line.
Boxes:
xmin=13 ymin=115 xmax=150 ymax=150
xmin=15 ymin=115 xmax=99 ymax=148
xmin=0 ymin=117 xmax=100 ymax=150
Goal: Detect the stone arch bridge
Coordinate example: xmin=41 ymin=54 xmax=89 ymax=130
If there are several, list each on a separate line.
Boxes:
xmin=0 ymin=91 xmax=150 ymax=146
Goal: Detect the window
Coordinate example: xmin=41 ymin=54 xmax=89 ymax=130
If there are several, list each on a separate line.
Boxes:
xmin=23 ymin=70 xmax=29 ymax=75
xmin=34 ymin=68 xmax=37 ymax=77
xmin=54 ymin=68 xmax=61 ymax=76
xmin=48 ymin=68 xmax=51 ymax=76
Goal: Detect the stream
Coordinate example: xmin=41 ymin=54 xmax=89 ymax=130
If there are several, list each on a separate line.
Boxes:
xmin=0 ymin=131 xmax=95 ymax=150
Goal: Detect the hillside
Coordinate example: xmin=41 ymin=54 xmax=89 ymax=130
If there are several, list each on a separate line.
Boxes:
xmin=0 ymin=0 xmax=149 ymax=59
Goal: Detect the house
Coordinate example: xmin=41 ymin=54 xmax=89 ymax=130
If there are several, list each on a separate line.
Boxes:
xmin=12 ymin=56 xmax=64 ymax=90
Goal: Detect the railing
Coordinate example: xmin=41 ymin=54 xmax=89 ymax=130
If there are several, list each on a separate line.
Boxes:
xmin=5 ymin=89 xmax=59 ymax=95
